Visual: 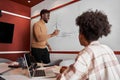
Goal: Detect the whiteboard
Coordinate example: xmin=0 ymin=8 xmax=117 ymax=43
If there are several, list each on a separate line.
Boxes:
xmin=31 ymin=0 xmax=120 ymax=51
xmin=46 ymin=2 xmax=83 ymax=51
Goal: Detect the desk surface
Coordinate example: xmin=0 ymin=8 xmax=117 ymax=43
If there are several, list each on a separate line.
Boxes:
xmin=0 ymin=63 xmax=60 ymax=80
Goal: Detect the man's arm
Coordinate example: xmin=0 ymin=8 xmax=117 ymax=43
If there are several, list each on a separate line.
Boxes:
xmin=33 ymin=24 xmax=59 ymax=42
xmin=46 ymin=42 xmax=52 ymax=51
xmin=49 ymin=29 xmax=60 ymax=38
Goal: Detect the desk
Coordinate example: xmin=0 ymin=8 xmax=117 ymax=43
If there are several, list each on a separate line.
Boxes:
xmin=0 ymin=63 xmax=60 ymax=80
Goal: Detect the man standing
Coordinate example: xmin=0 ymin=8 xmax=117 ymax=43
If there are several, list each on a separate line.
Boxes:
xmin=31 ymin=9 xmax=59 ymax=64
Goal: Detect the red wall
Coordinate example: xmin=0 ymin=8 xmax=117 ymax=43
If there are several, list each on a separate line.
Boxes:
xmin=0 ymin=14 xmax=30 ymax=51
xmin=0 ymin=0 xmax=30 ymax=60
xmin=0 ymin=0 xmax=30 ymax=17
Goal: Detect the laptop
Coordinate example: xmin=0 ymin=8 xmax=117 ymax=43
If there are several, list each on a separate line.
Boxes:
xmin=24 ymin=53 xmax=56 ymax=78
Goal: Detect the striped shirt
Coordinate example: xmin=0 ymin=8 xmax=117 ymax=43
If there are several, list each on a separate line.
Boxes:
xmin=57 ymin=41 xmax=120 ymax=80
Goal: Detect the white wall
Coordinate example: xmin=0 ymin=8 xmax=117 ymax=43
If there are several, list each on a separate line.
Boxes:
xmin=78 ymin=0 xmax=120 ymax=51
xmin=50 ymin=53 xmax=77 ymax=62
xmin=31 ymin=0 xmax=120 ymax=60
xmin=31 ymin=0 xmax=73 ymax=17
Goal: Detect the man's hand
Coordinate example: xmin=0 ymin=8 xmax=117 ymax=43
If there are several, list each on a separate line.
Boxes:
xmin=51 ymin=29 xmax=60 ymax=37
xmin=47 ymin=43 xmax=52 ymax=51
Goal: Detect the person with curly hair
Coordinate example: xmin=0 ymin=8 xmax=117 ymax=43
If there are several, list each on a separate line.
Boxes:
xmin=57 ymin=10 xmax=120 ymax=80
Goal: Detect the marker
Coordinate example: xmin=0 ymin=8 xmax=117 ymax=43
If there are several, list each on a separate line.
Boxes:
xmin=56 ymin=22 xmax=58 ymax=29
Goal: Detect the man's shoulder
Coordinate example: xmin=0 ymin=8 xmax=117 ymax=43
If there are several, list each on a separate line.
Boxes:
xmin=36 ymin=20 xmax=42 ymax=24
xmin=34 ymin=21 xmax=43 ymax=27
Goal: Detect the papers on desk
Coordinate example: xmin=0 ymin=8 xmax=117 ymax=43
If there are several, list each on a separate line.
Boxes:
xmin=0 ymin=63 xmax=12 ymax=74
xmin=31 ymin=77 xmax=56 ymax=80
xmin=37 ymin=63 xmax=61 ymax=73
xmin=1 ymin=75 xmax=29 ymax=80
xmin=0 ymin=63 xmax=59 ymax=80
xmin=45 ymin=66 xmax=61 ymax=74
xmin=2 ymin=75 xmax=56 ymax=80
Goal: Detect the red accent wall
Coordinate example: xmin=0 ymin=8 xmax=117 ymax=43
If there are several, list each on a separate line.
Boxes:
xmin=0 ymin=0 xmax=30 ymax=51
xmin=0 ymin=0 xmax=30 ymax=17
xmin=0 ymin=53 xmax=24 ymax=61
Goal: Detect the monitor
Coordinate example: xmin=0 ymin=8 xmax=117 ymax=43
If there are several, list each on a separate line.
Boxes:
xmin=0 ymin=22 xmax=14 ymax=43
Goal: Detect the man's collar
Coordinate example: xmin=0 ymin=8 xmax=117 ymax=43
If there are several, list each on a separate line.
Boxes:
xmin=40 ymin=19 xmax=45 ymax=24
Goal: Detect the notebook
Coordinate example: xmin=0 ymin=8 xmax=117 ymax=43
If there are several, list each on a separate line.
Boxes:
xmin=0 ymin=63 xmax=13 ymax=75
xmin=24 ymin=53 xmax=56 ymax=78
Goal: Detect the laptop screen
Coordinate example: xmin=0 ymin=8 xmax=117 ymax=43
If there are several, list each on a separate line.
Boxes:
xmin=24 ymin=53 xmax=31 ymax=67
xmin=24 ymin=53 xmax=37 ymax=77
xmin=24 ymin=53 xmax=56 ymax=78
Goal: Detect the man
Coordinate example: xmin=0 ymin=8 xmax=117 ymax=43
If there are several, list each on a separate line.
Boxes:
xmin=31 ymin=9 xmax=59 ymax=64
xmin=57 ymin=10 xmax=120 ymax=80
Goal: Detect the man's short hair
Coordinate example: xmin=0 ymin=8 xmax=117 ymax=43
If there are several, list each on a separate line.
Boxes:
xmin=40 ymin=9 xmax=50 ymax=16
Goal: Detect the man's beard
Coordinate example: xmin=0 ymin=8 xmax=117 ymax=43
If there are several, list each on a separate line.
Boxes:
xmin=44 ymin=19 xmax=48 ymax=23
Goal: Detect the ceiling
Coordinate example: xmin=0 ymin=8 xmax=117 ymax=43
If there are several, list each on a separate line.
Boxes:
xmin=10 ymin=0 xmax=44 ymax=7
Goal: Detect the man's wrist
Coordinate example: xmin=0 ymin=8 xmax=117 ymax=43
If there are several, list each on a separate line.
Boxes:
xmin=51 ymin=34 xmax=54 ymax=37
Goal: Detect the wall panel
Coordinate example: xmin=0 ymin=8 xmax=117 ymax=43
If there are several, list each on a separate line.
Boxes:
xmin=0 ymin=0 xmax=30 ymax=60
